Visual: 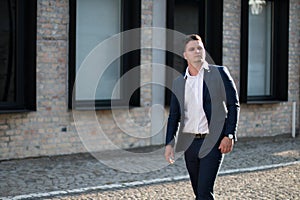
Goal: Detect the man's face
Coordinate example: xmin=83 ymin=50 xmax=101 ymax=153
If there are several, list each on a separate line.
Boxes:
xmin=183 ymin=40 xmax=206 ymax=66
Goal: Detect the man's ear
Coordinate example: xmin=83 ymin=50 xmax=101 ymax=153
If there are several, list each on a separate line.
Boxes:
xmin=183 ymin=52 xmax=187 ymax=60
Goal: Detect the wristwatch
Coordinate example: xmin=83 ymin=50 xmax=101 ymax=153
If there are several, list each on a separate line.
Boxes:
xmin=227 ymin=134 xmax=234 ymax=140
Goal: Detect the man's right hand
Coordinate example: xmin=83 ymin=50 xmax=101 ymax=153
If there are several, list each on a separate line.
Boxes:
xmin=164 ymin=145 xmax=175 ymax=164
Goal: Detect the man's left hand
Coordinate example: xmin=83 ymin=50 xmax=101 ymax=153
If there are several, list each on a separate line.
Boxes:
xmin=218 ymin=137 xmax=234 ymax=154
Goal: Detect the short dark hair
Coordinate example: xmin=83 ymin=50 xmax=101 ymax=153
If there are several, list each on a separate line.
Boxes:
xmin=184 ymin=34 xmax=203 ymax=50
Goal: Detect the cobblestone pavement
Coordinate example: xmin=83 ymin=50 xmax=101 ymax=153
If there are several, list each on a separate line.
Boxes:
xmin=0 ymin=135 xmax=299 ymax=199
xmin=46 ymin=164 xmax=300 ymax=200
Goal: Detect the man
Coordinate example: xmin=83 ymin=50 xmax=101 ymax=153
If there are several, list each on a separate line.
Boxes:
xmin=164 ymin=34 xmax=240 ymax=199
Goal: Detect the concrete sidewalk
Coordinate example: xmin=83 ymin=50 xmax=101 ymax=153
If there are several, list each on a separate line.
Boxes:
xmin=0 ymin=135 xmax=299 ymax=199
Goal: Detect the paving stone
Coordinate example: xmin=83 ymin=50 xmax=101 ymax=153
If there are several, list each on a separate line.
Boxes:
xmin=45 ymin=164 xmax=300 ymax=200
xmin=0 ymin=135 xmax=299 ymax=199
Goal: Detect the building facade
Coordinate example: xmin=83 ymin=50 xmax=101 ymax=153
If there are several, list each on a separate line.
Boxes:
xmin=0 ymin=0 xmax=299 ymax=160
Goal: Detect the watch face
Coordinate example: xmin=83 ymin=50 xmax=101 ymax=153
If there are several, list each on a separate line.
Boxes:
xmin=228 ymin=134 xmax=233 ymax=139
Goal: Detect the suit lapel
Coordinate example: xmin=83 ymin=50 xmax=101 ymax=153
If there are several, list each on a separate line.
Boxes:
xmin=180 ymin=76 xmax=186 ymax=117
xmin=203 ymin=66 xmax=211 ymax=100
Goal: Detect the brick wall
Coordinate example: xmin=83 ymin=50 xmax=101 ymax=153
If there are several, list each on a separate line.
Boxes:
xmin=0 ymin=0 xmax=155 ymax=160
xmin=287 ymin=0 xmax=300 ymax=134
xmin=141 ymin=0 xmax=153 ymax=107
xmin=0 ymin=0 xmax=299 ymax=160
xmin=0 ymin=0 xmax=86 ymax=159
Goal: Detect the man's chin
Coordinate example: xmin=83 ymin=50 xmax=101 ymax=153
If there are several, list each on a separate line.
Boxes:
xmin=195 ymin=58 xmax=205 ymax=62
xmin=190 ymin=64 xmax=202 ymax=70
xmin=196 ymin=60 xmax=204 ymax=65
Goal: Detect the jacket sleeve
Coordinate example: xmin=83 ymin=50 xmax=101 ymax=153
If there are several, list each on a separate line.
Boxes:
xmin=219 ymin=67 xmax=240 ymax=140
xmin=165 ymin=80 xmax=181 ymax=146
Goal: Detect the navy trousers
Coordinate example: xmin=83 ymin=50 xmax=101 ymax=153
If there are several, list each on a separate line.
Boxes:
xmin=184 ymin=138 xmax=224 ymax=200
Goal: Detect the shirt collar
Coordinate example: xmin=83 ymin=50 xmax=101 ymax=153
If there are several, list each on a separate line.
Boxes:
xmin=184 ymin=61 xmax=209 ymax=79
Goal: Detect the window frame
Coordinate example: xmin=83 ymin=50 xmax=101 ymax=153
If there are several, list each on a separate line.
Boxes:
xmin=0 ymin=0 xmax=37 ymax=113
xmin=240 ymin=0 xmax=289 ymax=104
xmin=165 ymin=0 xmax=223 ymax=105
xmin=69 ymin=0 xmax=141 ymax=110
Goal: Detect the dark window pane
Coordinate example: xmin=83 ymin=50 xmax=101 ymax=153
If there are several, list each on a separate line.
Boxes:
xmin=247 ymin=2 xmax=272 ymax=96
xmin=69 ymin=0 xmax=141 ymax=109
xmin=0 ymin=0 xmax=16 ymax=103
xmin=173 ymin=0 xmax=200 ymax=74
xmin=75 ymin=0 xmax=121 ymax=101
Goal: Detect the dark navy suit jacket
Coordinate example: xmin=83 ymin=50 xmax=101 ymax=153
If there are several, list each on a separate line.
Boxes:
xmin=165 ymin=65 xmax=240 ymax=152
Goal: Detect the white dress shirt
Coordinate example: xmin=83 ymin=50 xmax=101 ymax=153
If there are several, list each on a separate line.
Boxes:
xmin=182 ymin=62 xmax=209 ymax=134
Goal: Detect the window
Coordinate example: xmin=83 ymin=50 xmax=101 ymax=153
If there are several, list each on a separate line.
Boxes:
xmin=248 ymin=2 xmax=272 ymax=96
xmin=165 ymin=0 xmax=223 ymax=104
xmin=0 ymin=0 xmax=36 ymax=112
xmin=69 ymin=0 xmax=141 ymax=109
xmin=240 ymin=0 xmax=289 ymax=103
